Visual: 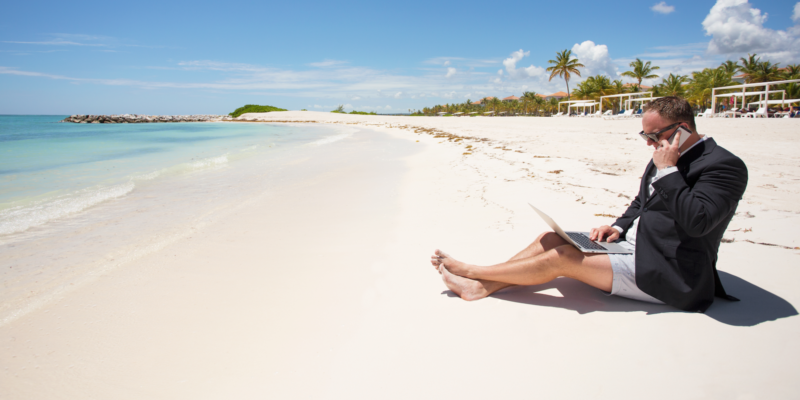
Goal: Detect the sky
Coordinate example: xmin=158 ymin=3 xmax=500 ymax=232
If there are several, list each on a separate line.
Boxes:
xmin=1 ymin=0 xmax=799 ymax=115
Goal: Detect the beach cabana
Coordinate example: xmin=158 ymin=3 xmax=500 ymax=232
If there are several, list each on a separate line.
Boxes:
xmin=711 ymin=79 xmax=800 ymax=113
xmin=567 ymin=102 xmax=598 ymax=116
xmin=557 ymin=99 xmax=593 ymax=115
xmin=598 ymin=92 xmax=653 ymax=113
xmin=623 ymin=97 xmax=661 ymax=114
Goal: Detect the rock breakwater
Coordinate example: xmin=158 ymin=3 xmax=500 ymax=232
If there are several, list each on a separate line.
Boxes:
xmin=62 ymin=114 xmax=225 ymax=123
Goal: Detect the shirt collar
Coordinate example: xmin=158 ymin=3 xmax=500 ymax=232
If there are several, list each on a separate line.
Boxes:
xmin=679 ymin=135 xmax=707 ymax=159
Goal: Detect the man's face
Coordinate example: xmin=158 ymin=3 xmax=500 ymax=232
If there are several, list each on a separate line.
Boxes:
xmin=641 ymin=111 xmax=684 ymax=149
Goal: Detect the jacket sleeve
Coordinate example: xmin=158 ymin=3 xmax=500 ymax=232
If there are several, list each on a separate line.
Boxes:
xmin=651 ymin=155 xmax=748 ymax=237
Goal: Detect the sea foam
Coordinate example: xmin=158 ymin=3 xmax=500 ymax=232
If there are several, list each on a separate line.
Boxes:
xmin=0 ymin=181 xmax=135 ymax=236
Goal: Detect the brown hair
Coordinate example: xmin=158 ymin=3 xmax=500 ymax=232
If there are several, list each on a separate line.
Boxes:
xmin=643 ymin=96 xmax=696 ymax=131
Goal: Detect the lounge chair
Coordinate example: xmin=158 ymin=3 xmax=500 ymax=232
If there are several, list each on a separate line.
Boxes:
xmin=723 ymin=108 xmax=743 ymax=118
xmin=743 ymin=107 xmax=767 ymax=118
xmin=634 ymin=109 xmax=643 ymax=118
xmin=605 ymin=109 xmax=634 ymax=120
xmin=602 ymin=110 xmax=613 ymax=117
xmin=697 ymin=109 xmax=714 ymax=118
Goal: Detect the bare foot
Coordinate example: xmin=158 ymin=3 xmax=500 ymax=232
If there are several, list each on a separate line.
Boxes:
xmin=430 ymin=249 xmax=475 ymax=278
xmin=439 ymin=265 xmax=489 ymax=301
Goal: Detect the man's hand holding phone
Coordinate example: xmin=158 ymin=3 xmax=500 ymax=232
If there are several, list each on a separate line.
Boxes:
xmin=653 ymin=126 xmax=689 ymax=170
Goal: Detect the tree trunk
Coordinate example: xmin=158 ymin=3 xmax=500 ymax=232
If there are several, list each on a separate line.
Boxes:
xmin=566 ymin=79 xmax=570 ymax=101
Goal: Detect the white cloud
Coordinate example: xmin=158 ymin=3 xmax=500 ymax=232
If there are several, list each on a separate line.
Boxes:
xmin=394 ymin=92 xmax=402 ymax=98
xmin=445 ymin=67 xmax=457 ymax=78
xmin=570 ymin=41 xmax=619 ymax=78
xmin=385 ymin=105 xmax=392 ymax=109
xmin=352 ymin=96 xmax=361 ymax=100
xmin=702 ymin=0 xmax=800 ymax=62
xmin=498 ymin=69 xmax=504 ymax=76
xmin=308 ymin=59 xmax=347 ymax=67
xmin=443 ymin=60 xmax=451 ymax=66
xmin=501 ymin=49 xmax=546 ymax=79
xmin=2 ymin=40 xmax=106 ymax=46
xmin=313 ymin=104 xmax=323 ymax=109
xmin=793 ymin=2 xmax=800 ymax=22
xmin=651 ymin=2 xmax=675 ymax=14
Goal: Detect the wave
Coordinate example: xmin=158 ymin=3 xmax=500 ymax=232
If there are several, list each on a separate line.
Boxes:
xmin=0 ymin=181 xmax=135 ymax=236
xmin=187 ymin=154 xmax=229 ymax=170
xmin=308 ymin=132 xmax=353 ymax=146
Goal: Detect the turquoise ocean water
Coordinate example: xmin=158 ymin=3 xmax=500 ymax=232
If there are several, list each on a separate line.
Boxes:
xmin=0 ymin=116 xmax=374 ymax=324
xmin=0 ymin=116 xmax=342 ymax=236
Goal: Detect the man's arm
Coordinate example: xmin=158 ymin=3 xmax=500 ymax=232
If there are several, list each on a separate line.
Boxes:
xmin=652 ymin=156 xmax=748 ymax=237
xmin=612 ymin=192 xmax=643 ymax=237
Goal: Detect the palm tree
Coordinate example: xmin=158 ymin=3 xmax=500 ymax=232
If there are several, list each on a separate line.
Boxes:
xmin=656 ymin=73 xmax=688 ymax=97
xmin=621 ymin=58 xmax=661 ymax=86
xmin=522 ymin=91 xmax=539 ymax=115
xmin=687 ymin=68 xmax=736 ymax=110
xmin=783 ymin=64 xmax=800 ymax=79
xmin=490 ymin=97 xmax=502 ymax=114
xmin=749 ymin=60 xmax=783 ymax=83
xmin=719 ymin=60 xmax=740 ymax=75
xmin=546 ymin=49 xmax=584 ymax=101
xmin=738 ymin=53 xmax=761 ymax=83
xmin=532 ymin=95 xmax=546 ymax=116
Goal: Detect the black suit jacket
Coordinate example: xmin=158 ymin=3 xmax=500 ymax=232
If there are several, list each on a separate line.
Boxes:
xmin=613 ymin=138 xmax=748 ymax=312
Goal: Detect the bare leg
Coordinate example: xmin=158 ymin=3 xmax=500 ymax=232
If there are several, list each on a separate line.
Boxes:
xmin=431 ymin=232 xmax=613 ymax=301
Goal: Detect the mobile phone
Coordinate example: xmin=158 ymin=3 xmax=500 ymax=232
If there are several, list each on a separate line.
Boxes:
xmin=668 ymin=126 xmax=691 ymax=148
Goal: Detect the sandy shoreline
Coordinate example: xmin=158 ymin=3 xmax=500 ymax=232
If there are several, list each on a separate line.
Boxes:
xmin=2 ymin=112 xmax=798 ymax=398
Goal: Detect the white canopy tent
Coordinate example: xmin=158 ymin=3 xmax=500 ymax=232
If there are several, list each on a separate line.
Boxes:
xmin=598 ymin=92 xmax=653 ymax=113
xmin=557 ymin=100 xmax=593 ymax=114
xmin=711 ymin=79 xmax=800 ymax=112
xmin=714 ymin=89 xmax=786 ymax=110
xmin=746 ymin=99 xmax=800 ymax=106
xmin=624 ymin=96 xmax=662 ymax=111
xmin=568 ymin=102 xmax=598 ymax=115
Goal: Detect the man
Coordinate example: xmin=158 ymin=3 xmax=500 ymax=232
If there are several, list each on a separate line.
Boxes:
xmin=431 ymin=96 xmax=748 ymax=312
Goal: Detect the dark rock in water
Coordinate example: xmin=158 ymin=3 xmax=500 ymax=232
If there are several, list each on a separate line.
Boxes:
xmin=61 ymin=114 xmax=223 ymax=123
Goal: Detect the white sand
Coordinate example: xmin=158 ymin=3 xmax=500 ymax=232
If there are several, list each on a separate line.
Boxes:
xmin=2 ymin=111 xmax=798 ymax=399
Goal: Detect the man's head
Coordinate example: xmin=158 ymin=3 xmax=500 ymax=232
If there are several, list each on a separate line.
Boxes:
xmin=641 ymin=96 xmax=696 ymax=149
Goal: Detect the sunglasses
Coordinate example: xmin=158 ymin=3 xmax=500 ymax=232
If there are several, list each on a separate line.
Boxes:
xmin=638 ymin=122 xmax=681 ymax=142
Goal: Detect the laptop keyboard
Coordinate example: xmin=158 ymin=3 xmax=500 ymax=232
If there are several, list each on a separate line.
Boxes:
xmin=566 ymin=232 xmax=608 ymax=250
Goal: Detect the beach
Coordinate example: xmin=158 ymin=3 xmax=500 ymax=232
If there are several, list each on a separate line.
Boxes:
xmin=2 ymin=112 xmax=799 ymax=399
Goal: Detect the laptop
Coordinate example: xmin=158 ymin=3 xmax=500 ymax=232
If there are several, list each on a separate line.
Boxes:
xmin=528 ymin=203 xmax=633 ymax=254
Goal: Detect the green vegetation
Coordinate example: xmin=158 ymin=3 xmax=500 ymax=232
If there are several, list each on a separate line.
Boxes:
xmin=228 ymin=104 xmax=287 ymax=118
xmin=621 ymin=58 xmax=660 ymax=86
xmin=329 ymin=105 xmax=377 ymax=115
xmin=414 ymin=52 xmax=799 ymax=116
xmin=546 ymin=49 xmax=585 ymax=101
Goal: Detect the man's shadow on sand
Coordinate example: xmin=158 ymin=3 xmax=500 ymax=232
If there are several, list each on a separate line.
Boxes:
xmin=443 ymin=271 xmax=796 ymax=327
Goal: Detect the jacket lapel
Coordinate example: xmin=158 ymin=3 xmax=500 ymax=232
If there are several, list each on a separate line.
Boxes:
xmin=641 ymin=138 xmax=715 ymax=208
xmin=641 ymin=160 xmax=657 ymax=207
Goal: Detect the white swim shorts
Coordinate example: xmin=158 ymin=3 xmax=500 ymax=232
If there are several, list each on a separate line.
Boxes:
xmin=606 ymin=241 xmax=664 ymax=304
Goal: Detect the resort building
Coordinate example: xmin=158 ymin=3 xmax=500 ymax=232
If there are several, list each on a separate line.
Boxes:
xmin=544 ymin=91 xmax=569 ymax=101
xmin=502 ymin=95 xmax=520 ymax=102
